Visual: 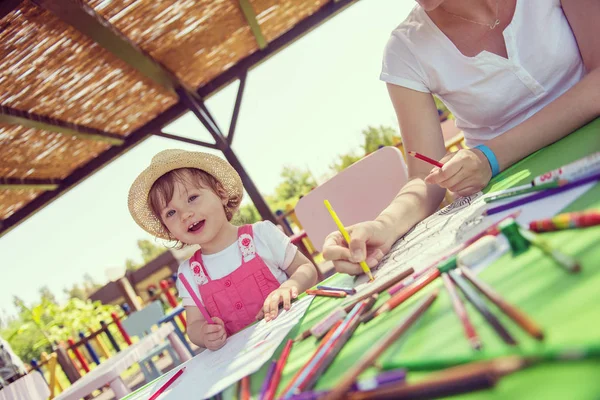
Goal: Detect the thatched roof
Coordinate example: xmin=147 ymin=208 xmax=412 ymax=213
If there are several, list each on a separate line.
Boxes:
xmin=0 ymin=0 xmax=357 ymax=236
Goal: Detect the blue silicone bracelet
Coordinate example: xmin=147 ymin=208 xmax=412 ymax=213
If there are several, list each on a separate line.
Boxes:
xmin=474 ymin=144 xmax=500 ymax=177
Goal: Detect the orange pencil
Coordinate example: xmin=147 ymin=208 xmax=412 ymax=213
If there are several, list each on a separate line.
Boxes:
xmin=240 ymin=375 xmax=251 ymax=400
xmin=459 ymin=267 xmax=544 ymax=341
xmin=306 ymin=289 xmax=347 ymax=298
xmin=408 ymin=151 xmax=444 ymax=168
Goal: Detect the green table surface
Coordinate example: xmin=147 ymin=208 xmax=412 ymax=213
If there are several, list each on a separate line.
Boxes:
xmin=250 ymin=118 xmax=600 ymax=400
xmin=125 ymin=119 xmax=600 ymax=400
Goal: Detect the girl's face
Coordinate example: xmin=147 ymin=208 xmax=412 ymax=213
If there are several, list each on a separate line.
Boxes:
xmin=159 ymin=177 xmax=229 ymax=246
xmin=415 ymin=0 xmax=445 ymax=11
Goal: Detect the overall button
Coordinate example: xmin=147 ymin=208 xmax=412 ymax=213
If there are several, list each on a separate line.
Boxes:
xmin=225 ymin=280 xmax=231 ymax=287
xmin=235 ymin=302 xmax=243 ymax=310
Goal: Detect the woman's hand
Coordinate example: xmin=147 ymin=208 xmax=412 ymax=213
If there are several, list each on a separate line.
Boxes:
xmin=424 ymin=149 xmax=492 ymax=196
xmin=322 ymin=220 xmax=390 ymax=276
xmin=260 ymin=286 xmax=299 ymax=322
xmin=202 ymin=317 xmax=227 ymax=351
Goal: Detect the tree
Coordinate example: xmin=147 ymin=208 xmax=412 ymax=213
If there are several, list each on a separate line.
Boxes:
xmin=124 ymin=239 xmax=167 ymax=271
xmin=83 ymin=273 xmax=101 ymax=294
xmin=38 ymin=286 xmax=57 ymax=304
xmin=330 ymin=125 xmax=400 ymax=172
xmin=232 ymin=203 xmax=261 ymax=225
xmin=273 ymin=167 xmax=317 ymax=202
xmin=63 ymin=284 xmax=87 ymax=300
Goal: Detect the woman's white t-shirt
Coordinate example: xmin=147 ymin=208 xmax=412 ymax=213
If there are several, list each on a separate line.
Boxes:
xmin=380 ymin=0 xmax=585 ymax=147
xmin=175 ymin=221 xmax=297 ymax=306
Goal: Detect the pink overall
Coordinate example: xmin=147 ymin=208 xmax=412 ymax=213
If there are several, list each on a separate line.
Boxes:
xmin=189 ymin=225 xmax=281 ymax=335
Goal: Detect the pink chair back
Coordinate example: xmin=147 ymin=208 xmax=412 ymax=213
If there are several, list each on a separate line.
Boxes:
xmin=295 ymin=146 xmax=408 ymax=252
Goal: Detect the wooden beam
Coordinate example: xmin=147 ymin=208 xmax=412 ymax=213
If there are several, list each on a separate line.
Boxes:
xmin=228 ymin=72 xmax=247 ymax=145
xmin=0 ymin=106 xmax=124 ymax=145
xmin=238 ymin=0 xmax=268 ymax=50
xmin=0 ymin=177 xmax=60 ymax=191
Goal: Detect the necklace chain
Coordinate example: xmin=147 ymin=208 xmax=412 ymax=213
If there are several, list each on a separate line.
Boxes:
xmin=442 ymin=0 xmax=500 ymax=30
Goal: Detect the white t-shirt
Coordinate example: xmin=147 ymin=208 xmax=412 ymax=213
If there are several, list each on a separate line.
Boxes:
xmin=380 ymin=0 xmax=585 ymax=147
xmin=175 ymin=221 xmax=297 ymax=307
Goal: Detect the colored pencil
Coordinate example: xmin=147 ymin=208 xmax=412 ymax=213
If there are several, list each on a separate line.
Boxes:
xmin=240 ymin=375 xmax=251 ymax=400
xmin=178 ymin=273 xmax=214 ymax=324
xmin=348 ymin=356 xmax=526 ymax=400
xmin=367 ymin=267 xmax=441 ymax=321
xmin=485 ymin=171 xmax=600 ymax=216
xmin=459 ymin=267 xmax=544 ymax=340
xmin=342 ymin=268 xmax=414 ymax=312
xmin=285 ymin=369 xmax=407 ymax=399
xmin=310 ymin=308 xmax=348 ymax=339
xmin=306 ymin=289 xmax=347 ymax=298
xmin=484 ymin=180 xmax=562 ymax=203
xmin=448 ymin=271 xmax=516 ymax=345
xmin=259 ymin=360 xmax=277 ymax=400
xmin=299 ymin=302 xmax=367 ymax=392
xmin=408 ymin=151 xmax=444 ymax=168
xmin=148 ymin=366 xmax=186 ymax=400
xmin=441 ymin=273 xmax=481 ymax=350
xmin=317 ymin=285 xmax=356 ymax=295
xmin=519 ymin=228 xmax=581 ymax=273
xmin=382 ymin=342 xmax=600 ymax=371
xmin=323 ymin=290 xmax=439 ymax=400
xmin=264 ymin=339 xmax=294 ymax=400
xmin=280 ymin=321 xmax=343 ymax=397
xmin=388 ymin=266 xmax=433 ymax=296
xmin=529 ymin=210 xmax=600 ymax=232
xmin=324 ymin=199 xmax=374 ymax=281
xmin=282 ymin=303 xmax=365 ymax=398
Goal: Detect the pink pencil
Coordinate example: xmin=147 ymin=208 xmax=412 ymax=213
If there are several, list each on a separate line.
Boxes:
xmin=178 ymin=273 xmax=214 ymax=324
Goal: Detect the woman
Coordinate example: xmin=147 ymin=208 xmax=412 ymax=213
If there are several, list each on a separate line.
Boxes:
xmin=323 ymin=0 xmax=600 ymax=274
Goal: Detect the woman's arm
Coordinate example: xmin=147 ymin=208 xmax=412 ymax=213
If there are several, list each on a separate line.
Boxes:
xmin=323 ymin=84 xmax=448 ymax=275
xmin=427 ymin=1 xmax=600 ymax=192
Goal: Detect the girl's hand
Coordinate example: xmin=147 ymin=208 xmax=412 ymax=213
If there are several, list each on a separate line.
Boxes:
xmin=322 ymin=221 xmax=389 ymax=276
xmin=261 ymin=286 xmax=299 ymax=322
xmin=203 ymin=317 xmax=227 ymax=350
xmin=424 ymin=149 xmax=492 ymax=196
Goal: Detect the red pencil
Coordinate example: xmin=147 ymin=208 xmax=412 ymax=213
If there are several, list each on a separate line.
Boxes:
xmin=408 ymin=151 xmax=444 ymax=168
xmin=148 ymin=367 xmax=186 ymax=400
xmin=264 ymin=339 xmax=294 ymax=400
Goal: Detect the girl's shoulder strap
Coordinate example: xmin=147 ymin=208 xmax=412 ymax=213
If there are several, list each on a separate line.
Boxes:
xmin=237 ymin=224 xmax=256 ymax=260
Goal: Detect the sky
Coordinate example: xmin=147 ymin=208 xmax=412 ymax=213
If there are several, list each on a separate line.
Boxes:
xmin=0 ymin=0 xmax=416 ymax=317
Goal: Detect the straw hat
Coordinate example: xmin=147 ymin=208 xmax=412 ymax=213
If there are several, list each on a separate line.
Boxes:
xmin=128 ymin=149 xmax=243 ymax=240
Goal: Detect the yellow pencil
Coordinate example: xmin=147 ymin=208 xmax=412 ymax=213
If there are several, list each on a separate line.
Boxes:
xmin=324 ymin=199 xmax=374 ymax=281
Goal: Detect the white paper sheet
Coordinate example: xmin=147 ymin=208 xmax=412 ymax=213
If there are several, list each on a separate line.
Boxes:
xmin=159 ymin=295 xmax=314 ymax=399
xmin=349 ymin=183 xmax=595 ymax=295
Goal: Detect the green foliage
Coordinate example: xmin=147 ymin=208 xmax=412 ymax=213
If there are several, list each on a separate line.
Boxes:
xmin=330 ymin=125 xmax=400 ymax=172
xmin=1 ymin=296 xmax=120 ymax=362
xmin=125 ymin=239 xmax=168 ymax=271
xmin=273 ymin=166 xmax=317 ymax=202
xmin=232 ymin=203 xmax=261 ymax=225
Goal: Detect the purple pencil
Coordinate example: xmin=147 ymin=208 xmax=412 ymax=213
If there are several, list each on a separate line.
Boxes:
xmin=485 ymin=172 xmax=600 ymax=216
xmin=259 ymin=360 xmax=277 ymax=399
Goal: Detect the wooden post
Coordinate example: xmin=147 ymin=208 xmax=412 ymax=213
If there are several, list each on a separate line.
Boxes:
xmin=116 ymin=276 xmax=142 ymax=311
xmin=55 ymin=344 xmax=81 ymax=384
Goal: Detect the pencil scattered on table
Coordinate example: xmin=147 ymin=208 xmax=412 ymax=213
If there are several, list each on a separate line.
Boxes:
xmin=529 ymin=210 xmax=600 ymax=232
xmin=459 ymin=266 xmax=544 ymax=341
xmin=442 ymin=273 xmax=482 ymax=350
xmin=324 ymin=199 xmax=374 ymax=281
xmin=484 ymin=171 xmax=600 ymax=216
xmin=448 ymin=270 xmax=517 ymax=346
xmin=148 ymin=367 xmax=186 ymax=400
xmin=519 ymin=228 xmax=581 ymax=273
xmin=323 ymin=290 xmax=439 ymax=400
